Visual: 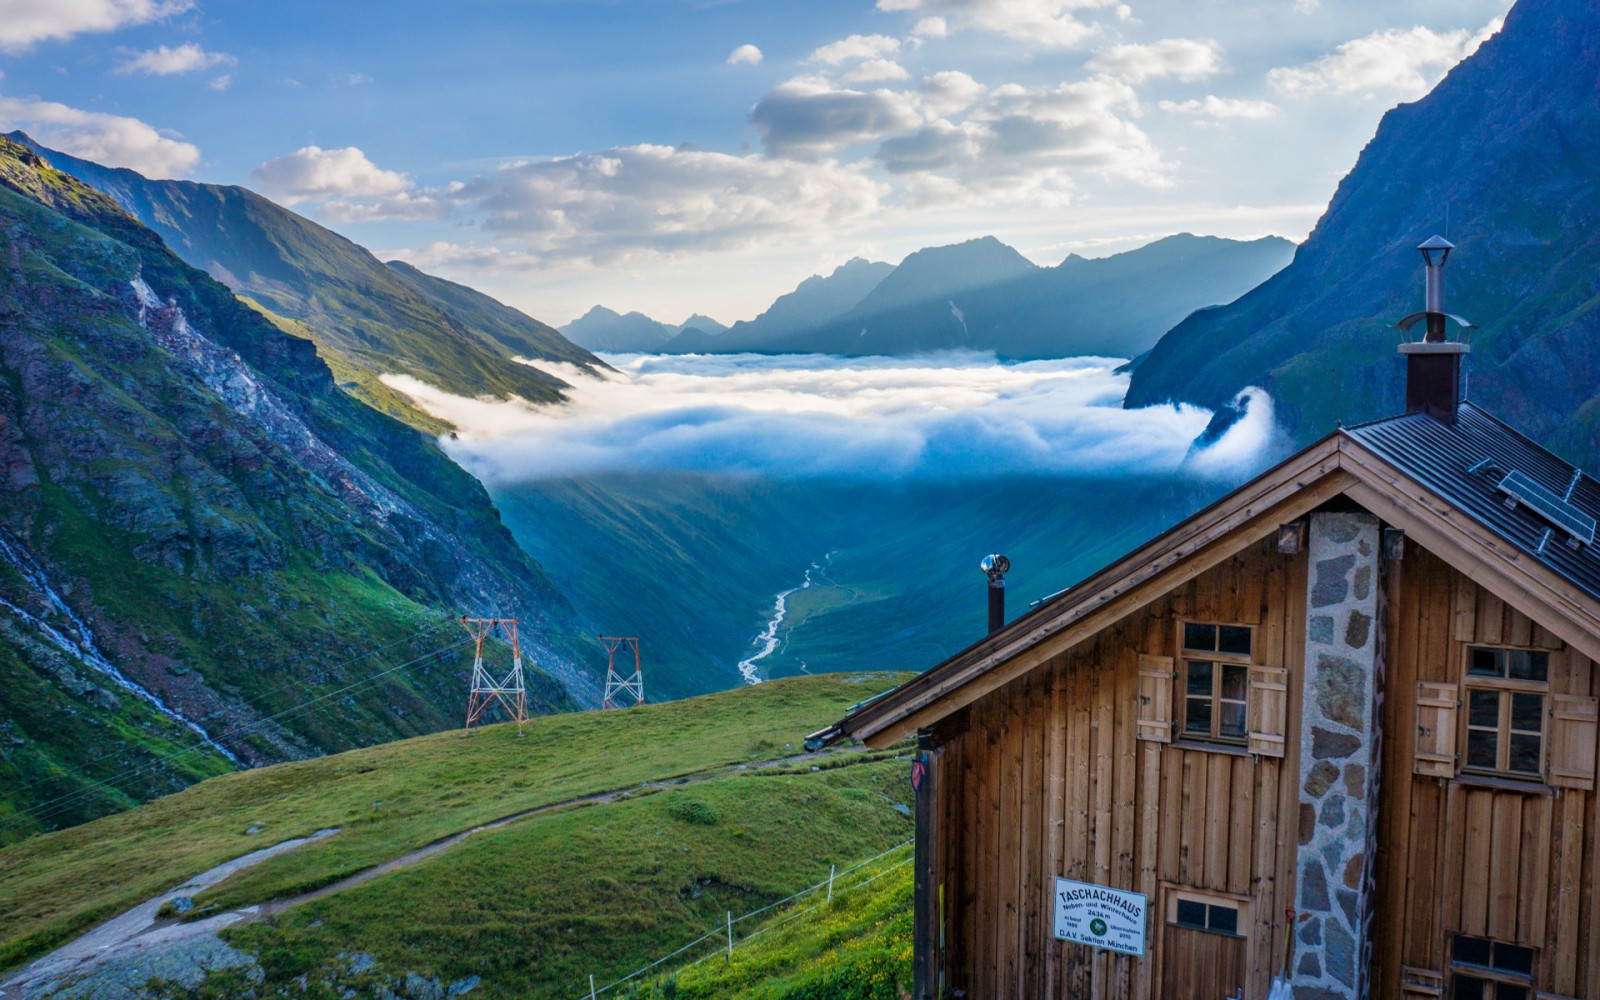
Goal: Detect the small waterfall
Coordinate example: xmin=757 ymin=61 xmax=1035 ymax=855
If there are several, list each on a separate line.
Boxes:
xmin=0 ymin=527 xmax=241 ymax=765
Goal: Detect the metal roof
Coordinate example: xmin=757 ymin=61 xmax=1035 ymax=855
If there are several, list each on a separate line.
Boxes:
xmin=1344 ymin=403 xmax=1600 ymax=601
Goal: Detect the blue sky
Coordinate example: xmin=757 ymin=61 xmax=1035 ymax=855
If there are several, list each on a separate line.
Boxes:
xmin=0 ymin=0 xmax=1511 ymax=325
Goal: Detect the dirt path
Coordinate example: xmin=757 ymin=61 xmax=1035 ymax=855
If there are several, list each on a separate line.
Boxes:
xmin=0 ymin=749 xmax=844 ymax=998
xmin=261 ymin=749 xmax=833 ymax=914
xmin=0 ymin=829 xmax=338 ymax=1000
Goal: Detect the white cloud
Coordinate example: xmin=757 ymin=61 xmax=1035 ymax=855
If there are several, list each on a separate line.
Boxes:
xmin=877 ymin=75 xmax=1166 ymax=194
xmin=1159 ymin=95 xmax=1277 ymax=120
xmin=918 ymin=70 xmax=985 ymax=117
xmin=115 ymin=43 xmax=233 ymax=76
xmin=1268 ymin=18 xmax=1502 ymax=100
xmin=208 ymin=73 xmax=231 ymax=91
xmin=450 ymin=144 xmax=885 ymax=265
xmin=384 ymin=353 xmax=1272 ymax=482
xmin=750 ymin=77 xmax=922 ymax=158
xmin=845 ymin=58 xmax=910 ymax=83
xmin=317 ymin=191 xmax=449 ymax=223
xmin=727 ymin=43 xmax=763 ymax=66
xmin=0 ymin=95 xmax=198 ymax=175
xmin=1087 ymin=38 xmax=1223 ymax=83
xmin=248 ymin=145 xmax=411 ymax=205
xmin=0 ymin=0 xmax=191 ymax=52
xmin=346 ymin=72 xmax=372 ymax=86
xmin=876 ymin=0 xmax=1116 ymax=48
xmin=912 ymin=16 xmax=948 ymax=38
xmin=808 ymin=33 xmax=902 ymax=66
xmin=383 ymin=241 xmax=546 ymax=276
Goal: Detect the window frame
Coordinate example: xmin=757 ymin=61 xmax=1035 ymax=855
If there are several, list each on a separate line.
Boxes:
xmin=1457 ymin=645 xmax=1550 ymax=781
xmin=1448 ymin=933 xmax=1536 ymax=999
xmin=1177 ymin=621 xmax=1256 ymax=747
xmin=1163 ymin=886 xmax=1248 ymax=940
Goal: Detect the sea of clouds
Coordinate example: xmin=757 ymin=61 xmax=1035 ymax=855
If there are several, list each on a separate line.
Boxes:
xmin=384 ymin=352 xmax=1280 ymax=484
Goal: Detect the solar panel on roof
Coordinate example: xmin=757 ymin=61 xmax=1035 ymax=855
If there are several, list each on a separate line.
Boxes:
xmin=1498 ymin=470 xmax=1597 ymax=547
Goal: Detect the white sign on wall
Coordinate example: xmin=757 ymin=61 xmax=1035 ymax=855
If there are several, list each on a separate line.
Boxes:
xmin=1052 ymin=877 xmax=1147 ymax=957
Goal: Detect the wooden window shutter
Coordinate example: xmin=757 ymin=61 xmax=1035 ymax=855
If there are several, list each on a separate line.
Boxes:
xmin=1137 ymin=654 xmax=1173 ymax=743
xmin=1547 ymin=693 xmax=1599 ymax=790
xmin=1415 ymin=681 xmax=1458 ymax=777
xmin=1247 ymin=665 xmax=1288 ymax=757
xmin=1399 ymin=966 xmax=1443 ymax=998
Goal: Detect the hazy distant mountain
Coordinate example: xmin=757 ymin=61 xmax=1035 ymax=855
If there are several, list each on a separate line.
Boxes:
xmin=1123 ymin=0 xmax=1600 ymax=470
xmin=711 ymin=257 xmax=897 ymax=351
xmin=561 ymin=306 xmax=679 ymax=352
xmin=751 ymin=233 xmax=1294 ymax=358
xmin=854 ymin=236 xmax=1038 ymax=315
xmin=674 ymin=313 xmax=728 ymax=335
xmin=7 ymin=132 xmax=599 ymax=429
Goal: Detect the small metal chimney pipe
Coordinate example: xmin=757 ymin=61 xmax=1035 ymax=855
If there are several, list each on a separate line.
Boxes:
xmin=981 ymin=554 xmax=1010 ymax=635
xmin=1419 ymin=235 xmax=1453 ymax=342
xmin=1397 ymin=236 xmax=1472 ymax=425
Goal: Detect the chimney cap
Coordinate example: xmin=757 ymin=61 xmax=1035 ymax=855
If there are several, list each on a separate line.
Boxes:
xmin=1419 ymin=234 xmax=1454 ymax=267
xmin=980 ymin=553 xmax=1010 ymax=581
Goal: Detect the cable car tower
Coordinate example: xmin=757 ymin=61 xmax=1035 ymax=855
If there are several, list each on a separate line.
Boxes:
xmin=599 ymin=636 xmax=644 ymax=709
xmin=462 ymin=617 xmax=527 ymax=733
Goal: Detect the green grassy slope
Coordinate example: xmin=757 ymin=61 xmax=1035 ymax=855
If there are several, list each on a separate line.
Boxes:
xmin=6 ymin=131 xmax=602 ymax=427
xmin=657 ymin=847 xmax=913 ymax=1000
xmin=0 ymin=673 xmax=909 ymax=979
xmin=0 ymin=135 xmax=590 ymax=836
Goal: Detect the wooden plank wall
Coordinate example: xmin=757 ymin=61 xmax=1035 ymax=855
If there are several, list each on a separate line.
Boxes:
xmin=1373 ymin=543 xmax=1600 ymax=998
xmin=935 ymin=536 xmax=1306 ymax=999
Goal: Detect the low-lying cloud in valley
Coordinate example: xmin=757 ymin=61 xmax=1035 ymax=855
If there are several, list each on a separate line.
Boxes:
xmin=385 ymin=353 xmax=1279 ymax=484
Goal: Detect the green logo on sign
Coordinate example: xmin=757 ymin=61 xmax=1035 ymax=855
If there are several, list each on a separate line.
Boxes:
xmin=1090 ymin=918 xmax=1108 ymax=936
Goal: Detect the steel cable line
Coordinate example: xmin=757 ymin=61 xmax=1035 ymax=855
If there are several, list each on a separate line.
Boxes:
xmin=5 ymin=634 xmax=478 ymax=833
xmin=7 ymin=618 xmax=460 ymax=801
xmin=11 ymin=614 xmax=578 ymax=828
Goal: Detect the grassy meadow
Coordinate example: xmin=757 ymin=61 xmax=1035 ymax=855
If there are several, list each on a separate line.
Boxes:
xmin=0 ymin=672 xmax=910 ymax=975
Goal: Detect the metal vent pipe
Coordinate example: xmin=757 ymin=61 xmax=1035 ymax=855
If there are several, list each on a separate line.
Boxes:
xmin=980 ymin=554 xmax=1009 ymax=635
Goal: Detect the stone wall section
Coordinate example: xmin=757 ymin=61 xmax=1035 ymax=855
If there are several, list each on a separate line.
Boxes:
xmin=1291 ymin=512 xmax=1383 ymax=1000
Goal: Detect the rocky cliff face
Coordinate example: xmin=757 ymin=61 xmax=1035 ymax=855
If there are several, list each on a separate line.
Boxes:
xmin=1125 ymin=0 xmax=1600 ymax=470
xmin=0 ymin=138 xmax=588 ymax=837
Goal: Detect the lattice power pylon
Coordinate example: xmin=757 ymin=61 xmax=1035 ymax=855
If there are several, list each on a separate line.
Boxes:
xmin=462 ymin=617 xmax=528 ymax=733
xmin=599 ymin=636 xmax=645 ymax=709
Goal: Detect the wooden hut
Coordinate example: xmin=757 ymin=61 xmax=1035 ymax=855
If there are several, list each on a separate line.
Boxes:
xmin=810 ymin=241 xmax=1600 ymax=999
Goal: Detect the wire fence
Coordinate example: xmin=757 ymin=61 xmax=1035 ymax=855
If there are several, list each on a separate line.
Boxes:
xmin=575 ymin=838 xmax=915 ymax=999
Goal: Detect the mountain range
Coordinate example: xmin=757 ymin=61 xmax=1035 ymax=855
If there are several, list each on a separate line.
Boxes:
xmin=1125 ymin=0 xmax=1600 ymax=471
xmin=0 ymin=135 xmax=590 ymax=837
xmin=565 ymin=234 xmax=1293 ymax=360
xmin=7 ymin=132 xmax=604 ymax=433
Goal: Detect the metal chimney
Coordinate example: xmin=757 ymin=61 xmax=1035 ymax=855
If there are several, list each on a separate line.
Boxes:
xmin=980 ymin=554 xmax=1009 ymax=635
xmin=1396 ymin=236 xmax=1472 ymax=425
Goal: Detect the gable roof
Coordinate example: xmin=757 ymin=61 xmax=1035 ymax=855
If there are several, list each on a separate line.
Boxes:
xmin=816 ymin=406 xmax=1600 ymax=750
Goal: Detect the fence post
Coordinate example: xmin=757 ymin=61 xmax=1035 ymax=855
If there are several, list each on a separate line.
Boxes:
xmin=827 ymin=863 xmax=836 ymax=904
xmin=726 ymin=910 xmax=734 ymax=962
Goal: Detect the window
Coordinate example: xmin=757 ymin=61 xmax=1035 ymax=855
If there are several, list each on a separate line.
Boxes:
xmin=1450 ymin=934 xmax=1534 ymax=999
xmin=1175 ymin=898 xmax=1239 ymax=936
xmin=1462 ymin=647 xmax=1548 ymax=779
xmin=1165 ymin=888 xmax=1246 ymax=938
xmin=1180 ymin=623 xmax=1253 ymax=745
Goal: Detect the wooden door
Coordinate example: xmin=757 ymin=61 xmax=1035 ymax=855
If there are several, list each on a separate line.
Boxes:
xmin=1160 ymin=923 xmax=1247 ymax=1000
